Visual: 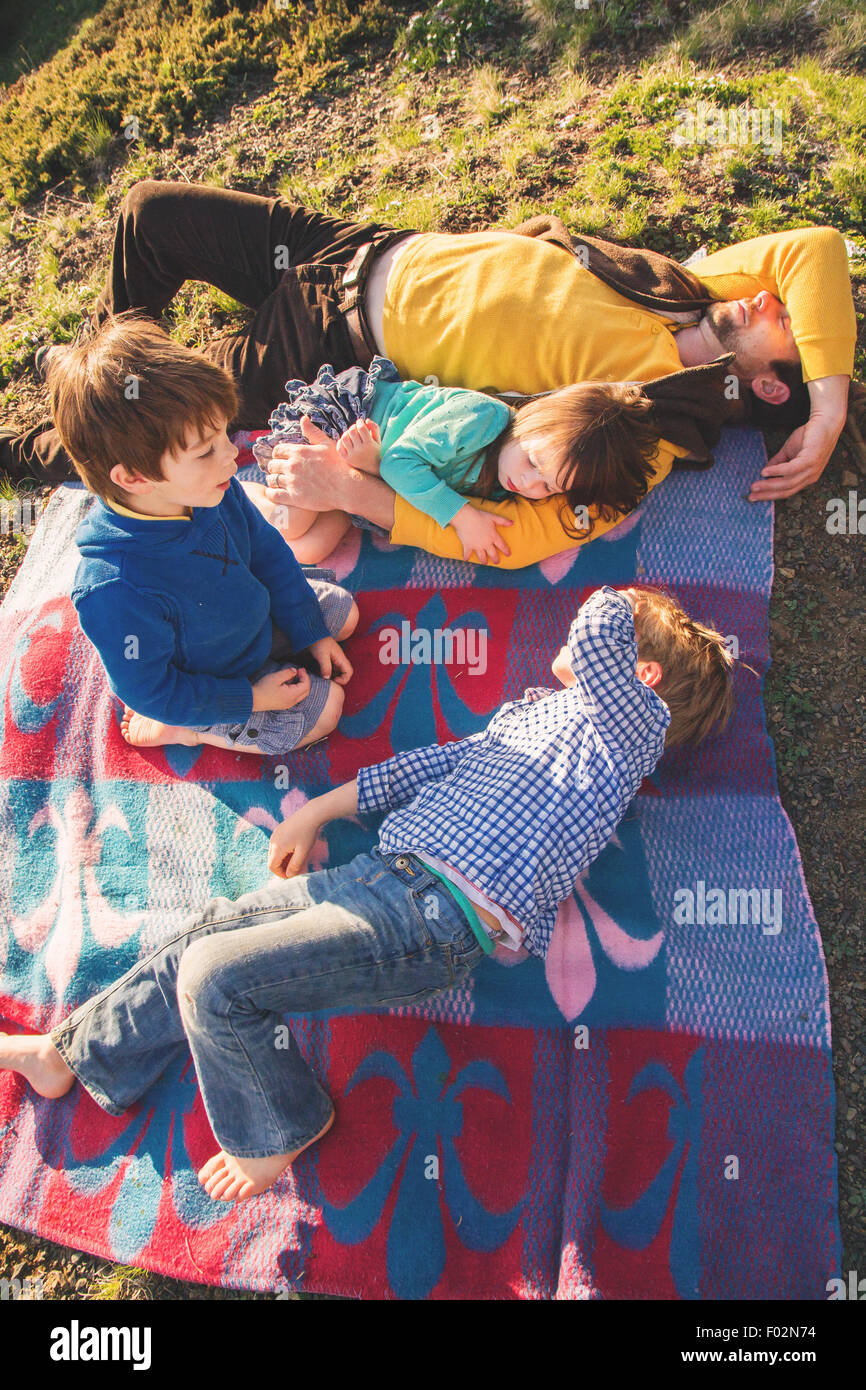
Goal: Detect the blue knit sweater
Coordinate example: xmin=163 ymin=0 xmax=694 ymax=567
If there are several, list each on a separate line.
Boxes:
xmin=72 ymin=479 xmax=330 ymax=726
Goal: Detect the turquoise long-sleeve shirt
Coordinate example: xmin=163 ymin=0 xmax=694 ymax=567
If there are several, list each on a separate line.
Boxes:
xmin=367 ymin=380 xmax=513 ymax=527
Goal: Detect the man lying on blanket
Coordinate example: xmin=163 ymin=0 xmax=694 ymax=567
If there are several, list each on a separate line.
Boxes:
xmin=5 ymin=182 xmax=857 ymax=566
xmin=260 ymin=217 xmax=858 ymax=566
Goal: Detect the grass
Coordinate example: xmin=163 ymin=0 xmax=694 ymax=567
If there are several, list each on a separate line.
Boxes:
xmin=764 ymin=590 xmax=821 ymax=773
xmin=0 ymin=0 xmax=409 ymax=211
xmin=0 ymin=0 xmax=105 ymax=87
xmin=676 ymin=0 xmax=866 ymax=67
xmin=3 ymin=7 xmax=866 ymax=383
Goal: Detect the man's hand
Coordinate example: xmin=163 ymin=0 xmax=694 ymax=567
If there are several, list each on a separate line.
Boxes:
xmin=303 ymin=635 xmax=353 ymax=684
xmin=749 ymin=374 xmax=849 ymax=501
xmin=750 ymin=416 xmax=841 ymax=500
xmin=265 ymin=417 xmax=345 ymax=512
xmin=265 ymin=416 xmax=396 ymax=531
xmin=251 ymin=665 xmax=310 ymax=712
xmin=451 ymin=502 xmax=513 ymax=565
xmin=268 ymin=806 xmax=320 ymax=878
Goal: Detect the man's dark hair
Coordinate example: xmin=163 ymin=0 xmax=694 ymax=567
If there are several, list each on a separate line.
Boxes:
xmin=742 ymin=357 xmax=811 ymax=432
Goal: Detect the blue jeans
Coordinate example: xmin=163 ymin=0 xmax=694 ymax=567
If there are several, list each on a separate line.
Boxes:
xmin=50 ymin=848 xmax=485 ymax=1158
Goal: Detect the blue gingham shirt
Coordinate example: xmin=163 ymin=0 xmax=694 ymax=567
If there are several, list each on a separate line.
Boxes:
xmin=356 ymin=587 xmax=671 ymax=959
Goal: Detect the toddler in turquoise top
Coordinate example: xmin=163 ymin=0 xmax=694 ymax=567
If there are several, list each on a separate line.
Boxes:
xmin=250 ymin=356 xmax=663 ymax=566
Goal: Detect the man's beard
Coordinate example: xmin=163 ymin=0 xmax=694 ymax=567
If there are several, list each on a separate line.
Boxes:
xmin=701 ymin=302 xmax=758 ymax=380
xmin=704 ymin=302 xmax=745 ymax=356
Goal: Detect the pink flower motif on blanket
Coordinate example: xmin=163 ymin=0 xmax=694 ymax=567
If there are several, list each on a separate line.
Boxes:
xmin=598 ymin=509 xmax=642 ymax=542
xmin=1 ymin=598 xmax=75 ymax=739
xmin=544 ymin=839 xmax=664 ymax=1021
xmin=9 ymin=787 xmax=143 ymax=1002
xmin=539 ymin=550 xmax=581 ymax=586
xmin=315 ymin=520 xmax=398 ymax=582
xmin=537 ymin=509 xmax=642 ymax=586
xmin=315 ymin=524 xmax=362 ymax=583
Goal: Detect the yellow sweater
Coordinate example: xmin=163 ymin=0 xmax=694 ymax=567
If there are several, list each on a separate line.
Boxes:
xmin=383 ymin=225 xmax=855 ymax=567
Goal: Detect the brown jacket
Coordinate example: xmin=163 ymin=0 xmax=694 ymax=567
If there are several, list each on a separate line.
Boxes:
xmin=509 ymin=215 xmax=745 ymax=468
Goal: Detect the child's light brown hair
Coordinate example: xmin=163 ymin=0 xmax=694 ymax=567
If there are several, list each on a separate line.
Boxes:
xmin=461 ymin=382 xmax=661 ymax=538
xmin=633 ymin=587 xmax=735 ymax=748
xmin=47 ymin=310 xmax=239 ymax=507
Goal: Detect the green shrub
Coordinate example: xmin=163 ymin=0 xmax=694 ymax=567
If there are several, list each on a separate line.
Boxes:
xmin=401 ymin=0 xmax=520 ymax=71
xmin=0 ymin=0 xmax=403 ymax=211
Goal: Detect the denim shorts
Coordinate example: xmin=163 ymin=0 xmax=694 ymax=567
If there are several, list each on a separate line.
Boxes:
xmin=187 ymin=570 xmax=354 ymax=755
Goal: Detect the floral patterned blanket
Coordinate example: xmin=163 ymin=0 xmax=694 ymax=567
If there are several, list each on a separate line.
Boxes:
xmin=0 ymin=428 xmax=838 ymax=1298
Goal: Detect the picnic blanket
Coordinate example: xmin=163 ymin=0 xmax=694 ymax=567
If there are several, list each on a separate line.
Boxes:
xmin=0 ymin=427 xmax=839 ymax=1299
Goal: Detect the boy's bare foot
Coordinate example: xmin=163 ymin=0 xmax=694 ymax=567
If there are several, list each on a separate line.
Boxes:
xmin=197 ymin=1112 xmax=335 ymax=1202
xmin=0 ymin=1032 xmax=75 ymax=1100
xmin=121 ymin=706 xmax=201 ymax=748
xmin=335 ymin=419 xmax=381 ymax=474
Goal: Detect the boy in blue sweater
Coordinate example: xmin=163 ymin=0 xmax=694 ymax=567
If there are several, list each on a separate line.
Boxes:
xmin=48 ymin=313 xmax=358 ymax=756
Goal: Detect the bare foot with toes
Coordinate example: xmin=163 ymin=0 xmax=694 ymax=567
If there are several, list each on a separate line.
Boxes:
xmin=197 ymin=1112 xmax=335 ymax=1202
xmin=121 ymin=705 xmax=200 ymax=749
xmin=335 ymin=419 xmax=381 ymax=474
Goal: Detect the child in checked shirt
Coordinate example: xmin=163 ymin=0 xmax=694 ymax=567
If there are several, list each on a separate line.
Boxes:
xmin=1 ymin=587 xmax=734 ymax=1203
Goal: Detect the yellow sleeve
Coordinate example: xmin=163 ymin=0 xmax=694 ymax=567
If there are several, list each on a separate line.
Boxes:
xmin=695 ymin=226 xmax=855 ymax=382
xmin=389 ymin=445 xmax=676 ymax=568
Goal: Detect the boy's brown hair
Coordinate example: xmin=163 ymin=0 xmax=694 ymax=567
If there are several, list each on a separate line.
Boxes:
xmin=632 ymin=587 xmax=735 ymax=748
xmin=47 ymin=311 xmax=239 ymax=506
xmin=461 ymin=382 xmax=661 ymax=538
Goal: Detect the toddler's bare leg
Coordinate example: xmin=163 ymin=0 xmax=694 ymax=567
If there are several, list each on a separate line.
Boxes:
xmin=288 ymin=510 xmax=354 ymax=564
xmin=239 ymin=479 xmax=318 ymax=539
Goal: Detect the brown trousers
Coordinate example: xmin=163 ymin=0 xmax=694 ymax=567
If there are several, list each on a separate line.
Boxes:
xmin=2 ymin=181 xmax=404 ymax=485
